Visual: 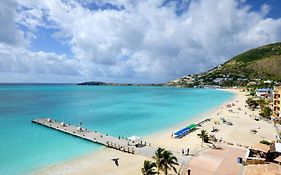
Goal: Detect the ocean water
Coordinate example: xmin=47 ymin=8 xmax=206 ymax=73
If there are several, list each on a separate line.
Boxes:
xmin=0 ymin=85 xmax=233 ymax=175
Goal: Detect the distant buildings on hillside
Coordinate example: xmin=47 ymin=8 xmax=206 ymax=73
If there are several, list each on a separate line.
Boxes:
xmin=255 ymin=88 xmax=272 ymax=98
xmin=166 ymin=76 xmax=194 ymax=86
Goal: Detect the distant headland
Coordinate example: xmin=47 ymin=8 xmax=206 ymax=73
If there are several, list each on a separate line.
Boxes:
xmin=77 ymin=81 xmax=164 ymax=86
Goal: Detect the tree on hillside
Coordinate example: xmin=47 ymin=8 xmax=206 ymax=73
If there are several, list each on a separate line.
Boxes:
xmin=260 ymin=106 xmax=272 ymax=118
xmin=257 ymin=99 xmax=267 ymax=109
xmin=141 ymin=160 xmax=157 ymax=175
xmin=197 ymin=130 xmax=209 ymax=147
xmin=249 ymin=90 xmax=256 ymax=96
xmin=246 ymin=98 xmax=258 ymax=109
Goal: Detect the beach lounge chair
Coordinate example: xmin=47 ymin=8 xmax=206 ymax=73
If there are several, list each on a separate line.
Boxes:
xmin=250 ymin=129 xmax=257 ymax=134
xmin=220 ymin=117 xmax=233 ymax=125
xmin=211 ymin=127 xmax=219 ymax=132
xmin=227 ymin=121 xmax=233 ymax=125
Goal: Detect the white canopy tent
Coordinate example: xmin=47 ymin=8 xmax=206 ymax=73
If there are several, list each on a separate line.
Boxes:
xmin=128 ymin=135 xmax=142 ymax=141
xmin=275 ymin=143 xmax=281 ymax=153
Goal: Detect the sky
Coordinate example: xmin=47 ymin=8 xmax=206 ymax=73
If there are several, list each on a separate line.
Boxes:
xmin=0 ymin=0 xmax=281 ymax=83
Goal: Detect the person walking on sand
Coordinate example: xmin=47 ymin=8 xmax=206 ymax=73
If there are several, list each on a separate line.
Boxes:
xmin=182 ymin=149 xmax=184 ymax=155
xmin=187 ymin=148 xmax=190 ymax=155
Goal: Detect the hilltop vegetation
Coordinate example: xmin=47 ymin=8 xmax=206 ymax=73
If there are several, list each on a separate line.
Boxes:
xmin=233 ymin=43 xmax=281 ymax=63
xmin=216 ymin=42 xmax=281 ymax=81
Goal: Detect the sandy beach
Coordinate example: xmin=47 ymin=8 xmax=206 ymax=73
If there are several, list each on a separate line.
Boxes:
xmin=32 ymin=88 xmax=277 ymax=175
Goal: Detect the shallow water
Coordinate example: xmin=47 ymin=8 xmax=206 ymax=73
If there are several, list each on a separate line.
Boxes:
xmin=0 ymin=85 xmax=233 ymax=175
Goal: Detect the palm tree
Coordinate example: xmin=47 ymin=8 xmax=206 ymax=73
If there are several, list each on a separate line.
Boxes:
xmin=141 ymin=160 xmax=157 ymax=175
xmin=153 ymin=147 xmax=165 ymax=174
xmin=153 ymin=148 xmax=178 ymax=175
xmin=197 ymin=130 xmax=209 ymax=147
xmin=160 ymin=150 xmax=179 ymax=175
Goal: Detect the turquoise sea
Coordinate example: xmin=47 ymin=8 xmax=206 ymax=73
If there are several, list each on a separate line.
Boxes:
xmin=0 ymin=85 xmax=233 ymax=175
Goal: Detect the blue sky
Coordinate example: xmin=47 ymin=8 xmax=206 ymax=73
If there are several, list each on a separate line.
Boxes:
xmin=0 ymin=0 xmax=281 ymax=83
xmin=248 ymin=0 xmax=281 ymax=19
xmin=29 ymin=27 xmax=73 ymax=57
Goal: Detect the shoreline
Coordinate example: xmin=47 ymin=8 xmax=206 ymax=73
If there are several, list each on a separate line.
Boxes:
xmin=31 ymin=88 xmax=239 ymax=175
xmin=143 ymin=88 xmax=239 ymax=155
xmin=145 ymin=88 xmax=237 ymax=136
xmin=31 ymin=87 xmax=277 ymax=175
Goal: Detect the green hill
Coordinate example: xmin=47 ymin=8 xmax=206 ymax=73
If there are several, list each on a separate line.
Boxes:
xmin=217 ymin=42 xmax=281 ymax=81
xmin=167 ymin=42 xmax=281 ymax=87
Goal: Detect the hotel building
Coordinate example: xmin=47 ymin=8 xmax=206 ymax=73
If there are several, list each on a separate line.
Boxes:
xmin=273 ymin=86 xmax=281 ymax=118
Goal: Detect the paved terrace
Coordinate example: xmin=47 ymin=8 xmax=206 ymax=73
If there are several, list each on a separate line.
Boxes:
xmin=180 ymin=146 xmax=246 ymax=175
xmin=243 ymin=163 xmax=281 ymax=175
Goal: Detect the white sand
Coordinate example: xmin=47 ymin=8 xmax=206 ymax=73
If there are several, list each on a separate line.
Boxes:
xmin=32 ymin=89 xmax=277 ymax=175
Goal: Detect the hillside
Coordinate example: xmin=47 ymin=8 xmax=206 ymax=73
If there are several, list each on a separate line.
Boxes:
xmin=167 ymin=42 xmax=281 ymax=87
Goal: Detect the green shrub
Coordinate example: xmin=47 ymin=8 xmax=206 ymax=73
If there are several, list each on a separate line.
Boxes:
xmin=246 ymin=98 xmax=258 ymax=108
xmin=260 ymin=106 xmax=272 ymax=118
xmin=260 ymin=140 xmax=271 ymax=145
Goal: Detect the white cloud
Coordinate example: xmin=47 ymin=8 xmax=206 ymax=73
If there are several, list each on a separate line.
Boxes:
xmin=0 ymin=0 xmax=281 ymax=83
xmin=0 ymin=43 xmax=82 ymax=82
xmin=260 ymin=3 xmax=271 ymax=17
xmin=0 ymin=0 xmax=27 ymax=46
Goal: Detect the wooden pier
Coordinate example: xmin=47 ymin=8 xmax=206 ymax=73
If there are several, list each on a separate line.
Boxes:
xmin=32 ymin=118 xmax=147 ymax=155
xmin=32 ymin=118 xmax=188 ymax=164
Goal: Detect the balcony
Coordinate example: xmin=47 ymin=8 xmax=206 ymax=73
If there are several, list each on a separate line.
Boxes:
xmin=273 ymin=94 xmax=281 ymax=99
xmin=273 ymin=101 xmax=280 ymax=106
